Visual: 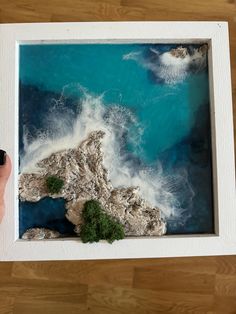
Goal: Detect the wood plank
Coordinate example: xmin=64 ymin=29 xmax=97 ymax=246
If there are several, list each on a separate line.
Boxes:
xmin=121 ymin=0 xmax=236 ymax=16
xmin=12 ymin=260 xmax=134 ymax=287
xmin=0 ymin=296 xmax=15 ymax=314
xmin=87 ymin=286 xmax=214 ymax=314
xmin=13 ymin=300 xmax=88 ymax=314
xmin=0 ymin=262 xmax=12 ymax=277
xmin=214 ymin=296 xmax=236 ymax=314
xmin=215 ymin=274 xmax=236 ymax=297
xmin=134 ymin=256 xmax=217 ymax=274
xmin=216 ymin=255 xmax=236 ymax=275
xmin=0 ymin=277 xmax=88 ymax=301
xmin=133 ymin=267 xmax=215 ymax=295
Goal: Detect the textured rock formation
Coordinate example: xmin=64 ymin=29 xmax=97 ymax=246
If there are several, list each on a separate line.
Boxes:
xmin=170 ymin=44 xmax=208 ymax=59
xmin=22 ymin=228 xmax=60 ymax=240
xmin=198 ymin=44 xmax=208 ymax=56
xmin=19 ymin=131 xmax=166 ymax=237
xmin=170 ymin=46 xmax=188 ymax=58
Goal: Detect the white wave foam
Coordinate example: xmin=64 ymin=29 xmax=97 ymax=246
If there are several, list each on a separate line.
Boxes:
xmin=20 ymin=85 xmax=194 ymax=218
xmin=123 ymin=46 xmax=207 ymax=84
xmin=122 ymin=51 xmax=141 ymax=61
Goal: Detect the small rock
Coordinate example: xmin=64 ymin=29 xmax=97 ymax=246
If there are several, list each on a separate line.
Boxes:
xmin=22 ymin=228 xmax=61 ymax=240
xmin=170 ymin=46 xmax=188 ymax=58
xmin=198 ymin=44 xmax=208 ymax=56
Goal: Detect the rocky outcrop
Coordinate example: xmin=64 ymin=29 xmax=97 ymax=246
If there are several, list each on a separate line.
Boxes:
xmin=170 ymin=46 xmax=188 ymax=58
xmin=170 ymin=44 xmax=208 ymax=59
xmin=19 ymin=131 xmax=166 ymax=237
xmin=22 ymin=228 xmax=61 ymax=240
xmin=198 ymin=44 xmax=208 ymax=56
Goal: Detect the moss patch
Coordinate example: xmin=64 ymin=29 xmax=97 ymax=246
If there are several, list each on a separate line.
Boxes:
xmin=46 ymin=175 xmax=64 ymax=194
xmin=80 ymin=200 xmax=125 ymax=244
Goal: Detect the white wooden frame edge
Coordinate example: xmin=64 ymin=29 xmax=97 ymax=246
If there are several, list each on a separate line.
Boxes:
xmin=0 ymin=21 xmax=235 ymax=261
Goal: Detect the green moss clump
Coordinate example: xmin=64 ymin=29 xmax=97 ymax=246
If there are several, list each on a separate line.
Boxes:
xmin=80 ymin=200 xmax=125 ymax=244
xmin=45 ymin=175 xmax=64 ymax=194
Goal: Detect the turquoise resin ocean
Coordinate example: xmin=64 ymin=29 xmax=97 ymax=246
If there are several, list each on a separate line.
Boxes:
xmin=19 ymin=44 xmax=214 ymax=236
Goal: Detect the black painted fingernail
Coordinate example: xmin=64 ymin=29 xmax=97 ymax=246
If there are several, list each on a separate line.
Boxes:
xmin=0 ymin=150 xmax=6 ymax=166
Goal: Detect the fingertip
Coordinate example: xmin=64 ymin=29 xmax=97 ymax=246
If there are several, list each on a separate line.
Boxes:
xmin=0 ymin=151 xmax=10 ymax=223
xmin=0 ymin=149 xmax=6 ymax=165
xmin=0 ymin=153 xmax=12 ymax=180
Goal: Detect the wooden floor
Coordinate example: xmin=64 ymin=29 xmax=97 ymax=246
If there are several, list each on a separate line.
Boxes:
xmin=0 ymin=0 xmax=236 ymax=313
xmin=1 ymin=257 xmax=236 ymax=313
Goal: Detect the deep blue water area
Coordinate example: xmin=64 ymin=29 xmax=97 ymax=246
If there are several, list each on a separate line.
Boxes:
xmin=19 ymin=197 xmax=76 ymax=238
xmin=19 ymin=43 xmax=214 ymax=237
xmin=161 ymin=104 xmax=214 ymax=234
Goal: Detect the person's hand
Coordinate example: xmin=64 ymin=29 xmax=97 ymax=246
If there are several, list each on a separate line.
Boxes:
xmin=0 ymin=150 xmax=11 ymax=223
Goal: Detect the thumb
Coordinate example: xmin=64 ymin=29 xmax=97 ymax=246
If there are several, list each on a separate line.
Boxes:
xmin=0 ymin=150 xmax=12 ymax=222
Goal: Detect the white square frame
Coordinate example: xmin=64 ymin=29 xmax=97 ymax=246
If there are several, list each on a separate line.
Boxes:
xmin=0 ymin=21 xmax=235 ymax=261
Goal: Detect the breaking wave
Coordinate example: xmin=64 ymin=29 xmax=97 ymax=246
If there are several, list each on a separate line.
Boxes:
xmin=123 ymin=45 xmax=207 ymax=84
xmin=20 ymin=84 xmax=194 ymax=219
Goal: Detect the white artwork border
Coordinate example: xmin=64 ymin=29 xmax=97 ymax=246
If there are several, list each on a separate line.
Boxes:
xmin=0 ymin=21 xmax=235 ymax=261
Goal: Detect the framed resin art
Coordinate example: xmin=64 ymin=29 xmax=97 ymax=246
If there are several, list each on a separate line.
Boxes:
xmin=0 ymin=22 xmax=235 ymax=261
